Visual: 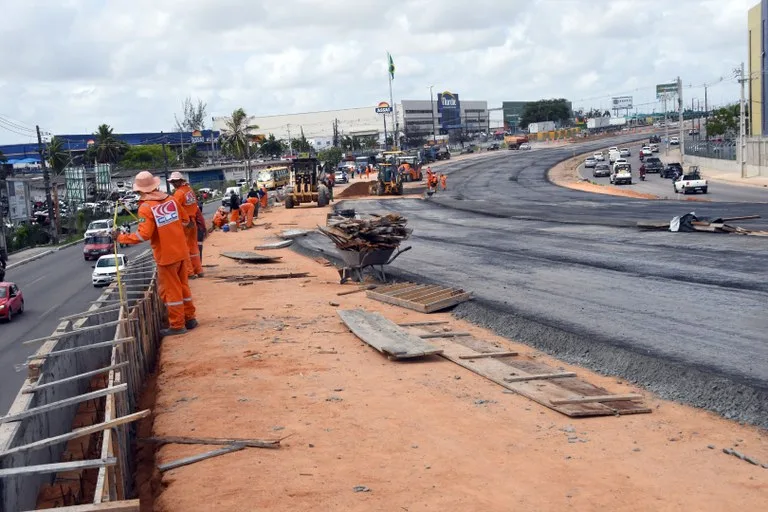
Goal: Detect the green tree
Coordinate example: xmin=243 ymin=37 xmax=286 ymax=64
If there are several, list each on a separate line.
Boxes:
xmin=182 ymin=145 xmax=203 ymax=167
xmin=706 ymin=104 xmax=740 ymax=137
xmin=519 ymin=99 xmax=572 ymax=129
xmin=290 ymin=134 xmax=312 ymax=153
xmin=119 ymin=144 xmax=166 ymax=170
xmin=174 ymin=96 xmax=207 ymax=132
xmin=318 ymin=147 xmax=343 ymax=169
xmin=259 ymin=134 xmax=285 ymax=157
xmin=87 ymin=124 xmax=128 ymax=164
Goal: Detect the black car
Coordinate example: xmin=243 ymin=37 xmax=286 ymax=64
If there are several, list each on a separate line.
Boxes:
xmin=592 ymin=163 xmax=611 ymax=177
xmin=643 ymin=157 xmax=664 ymax=173
xmin=660 ymin=163 xmax=683 ymax=179
xmin=487 ymin=143 xmax=500 ymax=151
xmin=649 ymin=135 xmax=661 ymax=144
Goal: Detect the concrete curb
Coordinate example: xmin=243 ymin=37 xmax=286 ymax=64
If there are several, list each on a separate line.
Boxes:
xmin=7 ymin=238 xmax=84 ymax=271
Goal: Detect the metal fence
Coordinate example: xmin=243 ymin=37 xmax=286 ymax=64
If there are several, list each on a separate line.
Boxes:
xmin=685 ymin=138 xmax=737 ymax=160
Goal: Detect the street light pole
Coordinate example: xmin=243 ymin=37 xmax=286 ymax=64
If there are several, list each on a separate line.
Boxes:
xmin=428 ymin=85 xmax=436 ymax=143
xmin=36 ymin=125 xmax=58 ymax=244
xmin=738 ymin=62 xmax=747 ymax=178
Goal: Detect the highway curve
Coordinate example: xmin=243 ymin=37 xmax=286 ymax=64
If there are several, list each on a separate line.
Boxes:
xmin=298 ymin=138 xmax=768 ymax=427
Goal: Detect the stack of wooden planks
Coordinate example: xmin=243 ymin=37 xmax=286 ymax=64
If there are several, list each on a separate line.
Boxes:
xmin=319 ymin=213 xmax=412 ymax=251
xmin=638 ymin=214 xmax=767 ymax=235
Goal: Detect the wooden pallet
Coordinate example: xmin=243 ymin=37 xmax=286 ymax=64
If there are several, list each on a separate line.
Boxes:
xmin=366 ymin=282 xmax=472 ymax=313
xmin=405 ymin=327 xmax=652 ymax=418
xmin=337 ymin=310 xmax=443 ymax=359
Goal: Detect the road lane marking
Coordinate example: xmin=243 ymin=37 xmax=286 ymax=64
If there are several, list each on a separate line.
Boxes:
xmin=38 ymin=305 xmax=58 ymax=321
xmin=26 ymin=274 xmax=49 ymax=287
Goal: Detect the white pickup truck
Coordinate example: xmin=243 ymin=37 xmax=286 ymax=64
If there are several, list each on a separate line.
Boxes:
xmin=610 ymin=163 xmax=633 ymax=185
xmin=674 ymin=172 xmax=708 ymax=194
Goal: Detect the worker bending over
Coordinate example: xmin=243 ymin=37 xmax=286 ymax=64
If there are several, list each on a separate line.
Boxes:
xmin=168 ymin=172 xmax=204 ymax=278
xmin=117 ymin=171 xmax=197 ymax=336
xmin=239 ymin=201 xmax=256 ymax=228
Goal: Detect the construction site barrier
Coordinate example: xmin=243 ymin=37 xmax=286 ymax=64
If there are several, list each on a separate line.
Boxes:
xmin=0 ymin=250 xmax=161 ymax=511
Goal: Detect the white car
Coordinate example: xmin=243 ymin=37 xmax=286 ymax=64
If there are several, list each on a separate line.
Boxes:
xmin=614 ymin=158 xmax=629 ymax=167
xmin=610 ymin=164 xmax=633 ymax=185
xmin=593 ymin=152 xmax=605 ymax=161
xmin=84 ymin=219 xmax=114 ymax=239
xmin=92 ymin=254 xmax=127 ymax=287
xmin=670 ymin=137 xmax=680 ymax=146
xmin=519 ymin=143 xmax=531 ymax=150
xmin=608 ymin=149 xmax=620 ymax=163
xmin=584 ymin=157 xmax=597 ymax=168
xmin=641 ymin=146 xmax=653 ymax=156
xmin=650 ymin=143 xmax=659 ymax=153
xmin=619 ymin=148 xmax=631 ymax=157
xmin=608 ymin=147 xmax=618 ymax=152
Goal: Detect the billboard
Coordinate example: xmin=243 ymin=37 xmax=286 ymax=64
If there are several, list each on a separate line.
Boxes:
xmin=65 ymin=166 xmax=87 ymax=204
xmin=95 ymin=163 xmax=112 ymax=197
xmin=656 ymin=83 xmax=677 ymax=99
xmin=612 ymin=96 xmax=633 ymax=109
xmin=528 ymin=121 xmax=556 ymax=134
xmin=6 ymin=179 xmax=31 ymax=221
xmin=437 ymin=91 xmax=461 ymax=131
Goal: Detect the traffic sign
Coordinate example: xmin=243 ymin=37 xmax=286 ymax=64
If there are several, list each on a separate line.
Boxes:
xmin=656 ymin=83 xmax=677 ymax=99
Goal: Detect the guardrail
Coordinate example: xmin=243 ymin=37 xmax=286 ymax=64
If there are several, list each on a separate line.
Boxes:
xmin=0 ymin=250 xmax=160 ymax=511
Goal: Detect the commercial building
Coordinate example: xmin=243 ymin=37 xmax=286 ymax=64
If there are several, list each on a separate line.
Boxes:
xmin=501 ymin=101 xmax=531 ymax=132
xmin=401 ymin=93 xmax=489 ymax=139
xmin=748 ymin=2 xmax=763 ymax=135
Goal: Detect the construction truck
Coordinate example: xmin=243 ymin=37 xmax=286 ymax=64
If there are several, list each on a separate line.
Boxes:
xmin=395 ymin=156 xmax=423 ymax=182
xmin=504 ymin=134 xmax=529 ymax=150
xmin=369 ymin=163 xmax=404 ymax=196
xmin=284 ymin=155 xmax=331 ymax=208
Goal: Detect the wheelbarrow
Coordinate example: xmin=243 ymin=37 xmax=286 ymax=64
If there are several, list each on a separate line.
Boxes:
xmin=338 ymin=246 xmax=412 ymax=284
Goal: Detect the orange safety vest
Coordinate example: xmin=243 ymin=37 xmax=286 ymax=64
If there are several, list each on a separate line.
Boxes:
xmin=120 ymin=195 xmax=190 ymax=266
xmin=173 ymin=183 xmax=200 ymax=218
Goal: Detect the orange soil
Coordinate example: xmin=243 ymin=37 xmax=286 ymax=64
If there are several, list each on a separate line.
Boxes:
xmin=134 ymin=200 xmax=768 ymax=512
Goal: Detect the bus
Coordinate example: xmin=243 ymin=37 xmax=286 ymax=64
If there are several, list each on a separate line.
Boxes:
xmin=256 ymin=166 xmax=290 ymax=190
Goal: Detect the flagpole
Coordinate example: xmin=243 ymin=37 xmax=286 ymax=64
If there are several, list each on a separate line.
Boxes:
xmin=388 ymin=52 xmax=397 ymax=150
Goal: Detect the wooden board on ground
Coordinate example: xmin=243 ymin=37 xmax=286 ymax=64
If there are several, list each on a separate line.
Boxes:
xmin=254 ymin=240 xmax=293 ymax=250
xmin=337 ymin=309 xmax=443 ymax=359
xmin=279 ymin=229 xmax=312 ymax=239
xmin=366 ymin=282 xmax=472 ymax=313
xmin=220 ymin=251 xmax=283 ymax=263
xmin=404 ymin=327 xmax=651 ymax=418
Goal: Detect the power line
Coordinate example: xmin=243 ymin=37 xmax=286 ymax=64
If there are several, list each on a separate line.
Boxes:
xmin=0 ymin=114 xmax=35 ymax=134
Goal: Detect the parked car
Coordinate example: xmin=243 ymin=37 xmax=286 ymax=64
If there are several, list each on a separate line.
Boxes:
xmin=661 ymin=162 xmax=683 ymax=179
xmin=487 ymin=143 xmax=500 ymax=151
xmin=84 ymin=219 xmax=114 ymax=239
xmin=670 ymin=136 xmax=680 ymax=146
xmin=593 ymin=162 xmax=611 ymax=178
xmin=584 ymin=157 xmax=597 ymax=168
xmin=83 ymin=235 xmax=115 ymax=261
xmin=519 ymin=143 xmax=531 ymax=150
xmin=221 ymin=186 xmax=242 ymax=207
xmin=92 ymin=254 xmax=127 ymax=287
xmin=334 ymin=170 xmax=349 ymax=184
xmin=0 ymin=282 xmax=24 ymax=322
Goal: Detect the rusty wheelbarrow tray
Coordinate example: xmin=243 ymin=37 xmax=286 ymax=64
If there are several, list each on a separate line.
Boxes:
xmin=338 ymin=246 xmax=412 ymax=284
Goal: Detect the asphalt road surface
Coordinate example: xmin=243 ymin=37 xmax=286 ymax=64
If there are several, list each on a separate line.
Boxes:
xmin=0 ymin=201 xmax=222 ymax=415
xmin=298 ymin=136 xmax=768 ymax=427
xmin=577 ymin=144 xmax=768 ymax=203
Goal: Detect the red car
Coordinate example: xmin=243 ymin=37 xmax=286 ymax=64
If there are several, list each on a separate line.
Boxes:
xmin=84 ymin=235 xmax=115 ymax=261
xmin=0 ymin=282 xmax=24 ymax=322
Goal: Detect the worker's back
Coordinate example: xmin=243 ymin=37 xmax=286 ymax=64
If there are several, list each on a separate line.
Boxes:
xmin=138 ymin=195 xmax=188 ymax=266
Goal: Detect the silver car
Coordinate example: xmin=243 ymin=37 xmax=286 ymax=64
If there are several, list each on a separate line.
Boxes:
xmin=584 ymin=157 xmax=597 ymax=168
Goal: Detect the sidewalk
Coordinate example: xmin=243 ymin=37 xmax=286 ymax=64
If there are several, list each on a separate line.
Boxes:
xmin=671 ymin=148 xmax=768 ymax=188
xmin=7 ymin=246 xmax=59 ymax=266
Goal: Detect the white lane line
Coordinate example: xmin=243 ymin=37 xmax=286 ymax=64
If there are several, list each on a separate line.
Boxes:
xmin=26 ymin=274 xmax=49 ymax=287
xmin=38 ymin=305 xmax=59 ymax=321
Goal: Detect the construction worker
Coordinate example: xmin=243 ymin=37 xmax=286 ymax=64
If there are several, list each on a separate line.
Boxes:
xmin=116 ymin=171 xmax=197 ymax=336
xmin=195 ymin=198 xmax=207 ymax=261
xmin=212 ymin=207 xmax=229 ymax=229
xmin=259 ymin=186 xmax=268 ymax=210
xmin=440 ymin=173 xmax=447 ymax=191
xmin=229 ymin=191 xmax=241 ymax=227
xmin=239 ymin=200 xmax=256 ymax=228
xmin=168 ymin=172 xmax=204 ymax=278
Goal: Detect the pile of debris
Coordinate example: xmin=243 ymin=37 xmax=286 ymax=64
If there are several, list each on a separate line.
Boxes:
xmin=638 ymin=214 xmax=768 ymax=236
xmin=319 ymin=213 xmax=412 ymax=251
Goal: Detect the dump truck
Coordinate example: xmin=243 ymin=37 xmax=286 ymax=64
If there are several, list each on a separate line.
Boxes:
xmin=284 ymin=156 xmax=331 ymax=208
xmin=504 ymin=135 xmax=529 ymax=149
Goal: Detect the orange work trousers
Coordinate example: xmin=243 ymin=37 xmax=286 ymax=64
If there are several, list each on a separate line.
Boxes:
xmin=157 ymin=259 xmax=196 ymax=330
xmin=240 ymin=203 xmax=255 ymax=228
xmin=230 ymin=208 xmax=240 ymax=224
xmin=185 ymin=226 xmax=203 ymax=275
xmin=260 ymin=194 xmax=268 ymax=209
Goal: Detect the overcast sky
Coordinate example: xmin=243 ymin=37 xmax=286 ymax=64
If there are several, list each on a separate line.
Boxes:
xmin=0 ymin=0 xmax=753 ymax=143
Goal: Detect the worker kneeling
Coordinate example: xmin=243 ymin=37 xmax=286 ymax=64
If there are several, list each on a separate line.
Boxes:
xmin=117 ymin=171 xmax=198 ymax=337
xmin=212 ymin=207 xmax=229 ymax=229
xmin=239 ymin=201 xmax=256 ymax=228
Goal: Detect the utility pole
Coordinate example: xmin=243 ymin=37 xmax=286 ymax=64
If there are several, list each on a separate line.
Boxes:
xmin=664 ymin=95 xmax=669 ymax=156
xmin=704 ymin=85 xmax=708 ymax=142
xmin=677 ymin=76 xmax=684 ymax=159
xmin=36 ymin=125 xmax=58 ymax=244
xmin=428 ymin=85 xmax=437 ymax=143
xmin=287 ymin=124 xmax=293 ymax=156
xmin=161 ymin=132 xmax=171 ymax=193
xmin=738 ymin=62 xmax=747 ymax=178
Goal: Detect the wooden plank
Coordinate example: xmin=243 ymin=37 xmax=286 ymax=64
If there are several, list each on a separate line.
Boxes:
xmin=139 ymin=435 xmax=280 ymax=449
xmin=22 ymin=362 xmax=130 ymax=394
xmin=158 ymin=443 xmax=245 ymax=472
xmin=0 ymin=458 xmax=117 ymax=478
xmin=254 ymin=240 xmax=293 ymax=250
xmin=398 ymin=321 xmax=450 ymax=327
xmin=504 ymin=372 xmax=577 ymax=383
xmin=366 ymin=290 xmax=429 ymax=313
xmin=337 ymin=309 xmax=443 ymax=359
xmin=337 ymin=285 xmax=377 ymax=296
xmin=458 ymin=351 xmax=519 ymax=359
xmin=550 ymin=394 xmax=643 ymax=405
xmin=424 ymin=292 xmax=472 ymax=313
xmin=22 ymin=500 xmax=140 ymax=512
xmin=26 ymin=337 xmax=134 ymax=361
xmin=0 ymin=384 xmax=128 ymax=424
xmin=418 ymin=332 xmax=471 ymax=339
xmin=59 ymin=303 xmax=124 ymax=321
xmin=22 ymin=319 xmax=128 ymax=345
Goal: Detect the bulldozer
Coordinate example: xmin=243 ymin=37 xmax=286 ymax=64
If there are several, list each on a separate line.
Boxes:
xmin=369 ymin=163 xmax=404 ymax=196
xmin=284 ymin=155 xmax=331 ymax=208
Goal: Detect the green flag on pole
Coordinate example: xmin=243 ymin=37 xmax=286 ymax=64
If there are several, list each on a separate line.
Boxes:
xmin=387 ymin=52 xmax=395 ymax=80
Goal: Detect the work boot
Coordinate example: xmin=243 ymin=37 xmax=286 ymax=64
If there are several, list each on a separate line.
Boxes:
xmin=160 ymin=327 xmax=187 ymax=337
xmin=189 ymin=274 xmax=198 ymax=280
xmin=185 ymin=318 xmax=199 ymax=330
xmin=196 ymin=272 xmax=205 ymax=278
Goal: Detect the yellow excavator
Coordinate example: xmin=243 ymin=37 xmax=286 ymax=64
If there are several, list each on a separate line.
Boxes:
xmin=369 ymin=163 xmax=404 ymax=196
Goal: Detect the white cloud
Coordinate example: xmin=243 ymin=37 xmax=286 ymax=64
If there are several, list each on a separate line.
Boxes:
xmin=0 ymin=0 xmax=753 ymax=141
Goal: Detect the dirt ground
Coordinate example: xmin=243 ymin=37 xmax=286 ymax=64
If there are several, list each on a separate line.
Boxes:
xmin=133 ymin=190 xmax=768 ymax=512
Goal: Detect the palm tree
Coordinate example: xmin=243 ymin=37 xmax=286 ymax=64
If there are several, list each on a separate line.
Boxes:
xmin=219 ymin=108 xmax=259 ymax=183
xmin=90 ymin=124 xmax=127 ymax=164
xmin=47 ymin=136 xmax=71 ymax=237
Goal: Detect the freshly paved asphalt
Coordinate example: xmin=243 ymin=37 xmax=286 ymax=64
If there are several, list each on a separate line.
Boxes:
xmin=297 ymin=136 xmax=768 ymax=427
xmin=0 ymin=201 xmax=222 ymax=415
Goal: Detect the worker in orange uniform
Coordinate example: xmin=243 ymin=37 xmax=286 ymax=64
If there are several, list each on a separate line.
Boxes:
xmin=259 ymin=186 xmax=268 ymax=210
xmin=116 ymin=171 xmax=197 ymax=336
xmin=212 ymin=207 xmax=229 ymax=229
xmin=239 ymin=201 xmax=256 ymax=228
xmin=439 ymin=173 xmax=447 ymax=191
xmin=168 ymin=172 xmax=204 ymax=278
